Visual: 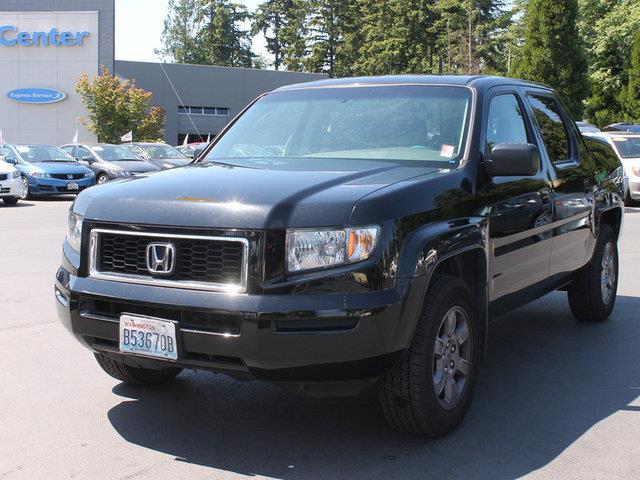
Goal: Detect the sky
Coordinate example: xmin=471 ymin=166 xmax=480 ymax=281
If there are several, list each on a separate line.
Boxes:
xmin=115 ymin=0 xmax=266 ymax=63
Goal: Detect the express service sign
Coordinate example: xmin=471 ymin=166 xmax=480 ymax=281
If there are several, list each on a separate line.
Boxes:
xmin=7 ymin=88 xmax=66 ymax=104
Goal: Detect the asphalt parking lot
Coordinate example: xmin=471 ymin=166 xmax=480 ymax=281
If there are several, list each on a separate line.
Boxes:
xmin=2 ymin=198 xmax=640 ymax=480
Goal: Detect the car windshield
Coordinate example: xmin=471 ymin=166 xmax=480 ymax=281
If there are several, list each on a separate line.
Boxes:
xmin=204 ymin=85 xmax=472 ymax=167
xmin=612 ymin=137 xmax=640 ymax=158
xmin=94 ymin=145 xmax=141 ymax=161
xmin=15 ymin=145 xmax=75 ymax=163
xmin=141 ymin=144 xmax=185 ymax=159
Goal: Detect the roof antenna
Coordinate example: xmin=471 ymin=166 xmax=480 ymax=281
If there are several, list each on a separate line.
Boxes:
xmin=158 ymin=62 xmax=202 ymax=143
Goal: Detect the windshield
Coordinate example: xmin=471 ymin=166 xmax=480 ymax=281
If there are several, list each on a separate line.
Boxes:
xmin=94 ymin=145 xmax=141 ymax=161
xmin=204 ymin=85 xmax=472 ymax=167
xmin=612 ymin=137 xmax=640 ymax=158
xmin=141 ymin=144 xmax=186 ymax=159
xmin=15 ymin=145 xmax=75 ymax=163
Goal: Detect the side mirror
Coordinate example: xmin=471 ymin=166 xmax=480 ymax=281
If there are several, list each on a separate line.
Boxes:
xmin=5 ymin=156 xmax=16 ymax=165
xmin=81 ymin=156 xmax=94 ymax=164
xmin=485 ymin=143 xmax=540 ymax=177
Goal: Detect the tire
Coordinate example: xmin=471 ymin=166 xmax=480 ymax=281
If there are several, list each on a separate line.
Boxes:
xmin=94 ymin=353 xmax=182 ymax=385
xmin=624 ymin=190 xmax=637 ymax=207
xmin=567 ymin=224 xmax=618 ymax=322
xmin=379 ymin=274 xmax=480 ymax=437
xmin=20 ymin=176 xmax=31 ymax=200
xmin=96 ymin=173 xmax=109 ymax=184
xmin=2 ymin=196 xmax=19 ymax=205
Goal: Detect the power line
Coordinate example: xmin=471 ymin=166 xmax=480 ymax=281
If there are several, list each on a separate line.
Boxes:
xmin=158 ymin=62 xmax=202 ymax=141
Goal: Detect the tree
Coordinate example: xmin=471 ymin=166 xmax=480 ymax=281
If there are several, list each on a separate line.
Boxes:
xmin=156 ymin=0 xmax=204 ymax=64
xmin=580 ymin=0 xmax=640 ymax=125
xmin=197 ymin=0 xmax=254 ymax=67
xmin=75 ymin=68 xmax=165 ymax=143
xmin=619 ymin=29 xmax=640 ymax=122
xmin=509 ymin=0 xmax=588 ymax=117
xmin=252 ymin=0 xmax=291 ymax=70
xmin=304 ymin=0 xmax=353 ymax=76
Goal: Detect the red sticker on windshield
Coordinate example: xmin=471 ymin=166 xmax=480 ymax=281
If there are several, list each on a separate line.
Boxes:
xmin=440 ymin=144 xmax=455 ymax=158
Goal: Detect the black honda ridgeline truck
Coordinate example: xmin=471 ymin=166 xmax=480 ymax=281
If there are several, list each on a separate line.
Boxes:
xmin=56 ymin=75 xmax=624 ymax=437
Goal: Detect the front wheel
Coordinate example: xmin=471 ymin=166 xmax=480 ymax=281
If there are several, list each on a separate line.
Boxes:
xmin=94 ymin=353 xmax=182 ymax=385
xmin=379 ymin=274 xmax=480 ymax=437
xmin=567 ymin=224 xmax=618 ymax=322
xmin=20 ymin=176 xmax=30 ymax=200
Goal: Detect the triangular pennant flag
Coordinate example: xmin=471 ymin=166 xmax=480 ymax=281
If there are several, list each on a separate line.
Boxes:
xmin=72 ymin=129 xmax=78 ymax=144
xmin=121 ymin=131 xmax=133 ymax=142
xmin=0 ymin=129 xmax=4 ymax=146
xmin=183 ymin=133 xmax=189 ymax=146
xmin=206 ymin=134 xmax=211 ymax=143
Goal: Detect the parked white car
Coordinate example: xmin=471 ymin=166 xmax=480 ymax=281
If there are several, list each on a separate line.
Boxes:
xmin=0 ymin=155 xmax=22 ymax=205
xmin=584 ymin=132 xmax=640 ymax=206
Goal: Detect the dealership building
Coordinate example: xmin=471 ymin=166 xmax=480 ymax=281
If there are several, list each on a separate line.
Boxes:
xmin=0 ymin=0 xmax=324 ymax=146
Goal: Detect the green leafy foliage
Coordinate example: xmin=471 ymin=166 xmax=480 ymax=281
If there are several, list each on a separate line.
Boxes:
xmin=509 ymin=0 xmax=589 ymax=117
xmin=75 ymin=68 xmax=165 ymax=143
xmin=620 ymin=29 xmax=640 ymax=122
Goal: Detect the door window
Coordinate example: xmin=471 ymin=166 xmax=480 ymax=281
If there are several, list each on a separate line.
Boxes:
xmin=527 ymin=94 xmax=570 ymax=163
xmin=486 ymin=94 xmax=528 ymax=148
xmin=75 ymin=147 xmax=92 ymax=160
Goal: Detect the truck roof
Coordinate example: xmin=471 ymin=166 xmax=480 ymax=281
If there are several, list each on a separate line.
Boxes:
xmin=273 ymin=75 xmax=549 ymax=93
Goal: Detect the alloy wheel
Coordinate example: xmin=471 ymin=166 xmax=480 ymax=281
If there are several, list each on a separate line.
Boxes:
xmin=20 ymin=177 xmax=29 ymax=199
xmin=600 ymin=241 xmax=616 ymax=305
xmin=433 ymin=306 xmax=472 ymax=410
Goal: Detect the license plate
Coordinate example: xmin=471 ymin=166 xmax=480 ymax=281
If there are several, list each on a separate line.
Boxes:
xmin=67 ymin=182 xmax=79 ymax=190
xmin=119 ymin=314 xmax=178 ymax=360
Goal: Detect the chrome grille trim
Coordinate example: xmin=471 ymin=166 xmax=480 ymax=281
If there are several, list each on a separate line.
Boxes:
xmin=88 ymin=228 xmax=249 ymax=293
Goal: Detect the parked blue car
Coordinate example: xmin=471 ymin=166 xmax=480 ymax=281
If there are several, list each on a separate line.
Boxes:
xmin=0 ymin=144 xmax=95 ymax=198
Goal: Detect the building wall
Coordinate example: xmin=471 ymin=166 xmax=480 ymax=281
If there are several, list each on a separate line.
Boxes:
xmin=115 ymin=61 xmax=327 ymax=145
xmin=0 ymin=1 xmax=114 ymax=145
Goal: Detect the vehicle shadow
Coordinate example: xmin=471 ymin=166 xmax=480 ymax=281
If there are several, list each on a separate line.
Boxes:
xmin=0 ymin=201 xmax=34 ymax=208
xmin=30 ymin=195 xmax=75 ymax=202
xmin=107 ymin=292 xmax=640 ymax=479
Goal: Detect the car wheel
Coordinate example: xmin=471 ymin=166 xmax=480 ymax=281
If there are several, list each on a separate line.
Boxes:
xmin=567 ymin=224 xmax=618 ymax=322
xmin=379 ymin=274 xmax=480 ymax=437
xmin=96 ymin=173 xmax=109 ymax=184
xmin=624 ymin=190 xmax=637 ymax=207
xmin=2 ymin=196 xmax=19 ymax=205
xmin=20 ymin=176 xmax=30 ymax=200
xmin=94 ymin=353 xmax=183 ymax=385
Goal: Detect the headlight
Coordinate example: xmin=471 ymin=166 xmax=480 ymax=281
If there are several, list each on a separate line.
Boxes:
xmin=67 ymin=211 xmax=83 ymax=253
xmin=286 ymin=226 xmax=379 ymax=273
xmin=84 ymin=171 xmax=94 ymax=178
xmin=9 ymin=170 xmax=20 ymax=179
xmin=116 ymin=170 xmax=131 ymax=176
xmin=31 ymin=171 xmax=51 ymax=178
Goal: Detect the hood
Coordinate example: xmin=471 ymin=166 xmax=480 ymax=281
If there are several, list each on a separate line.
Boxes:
xmin=26 ymin=161 xmax=91 ymax=174
xmin=149 ymin=158 xmax=191 ymax=167
xmin=105 ymin=160 xmax=159 ymax=173
xmin=0 ymin=161 xmax=18 ymax=174
xmin=74 ymin=158 xmax=441 ymax=229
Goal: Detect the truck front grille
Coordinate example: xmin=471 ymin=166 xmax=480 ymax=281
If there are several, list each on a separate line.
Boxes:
xmin=89 ymin=229 xmax=248 ymax=292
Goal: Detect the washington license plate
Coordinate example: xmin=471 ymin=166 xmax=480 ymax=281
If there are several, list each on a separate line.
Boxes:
xmin=119 ymin=314 xmax=178 ymax=360
xmin=67 ymin=182 xmax=79 ymax=190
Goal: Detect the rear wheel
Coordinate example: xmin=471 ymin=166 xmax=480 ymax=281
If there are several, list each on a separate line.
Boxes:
xmin=94 ymin=353 xmax=182 ymax=385
xmin=2 ymin=196 xmax=19 ymax=205
xmin=379 ymin=274 xmax=480 ymax=437
xmin=96 ymin=173 xmax=109 ymax=184
xmin=567 ymin=224 xmax=618 ymax=322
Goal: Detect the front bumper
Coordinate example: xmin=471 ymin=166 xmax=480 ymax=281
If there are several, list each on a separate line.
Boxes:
xmin=28 ymin=176 xmax=95 ymax=195
xmin=0 ymin=176 xmax=22 ymax=197
xmin=628 ymin=176 xmax=640 ymax=201
xmin=55 ymin=266 xmax=424 ymax=388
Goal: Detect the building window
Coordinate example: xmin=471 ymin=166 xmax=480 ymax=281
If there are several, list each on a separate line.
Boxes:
xmin=178 ymin=106 xmax=230 ymax=116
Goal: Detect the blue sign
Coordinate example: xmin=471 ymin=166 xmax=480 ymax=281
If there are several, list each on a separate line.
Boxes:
xmin=0 ymin=26 xmax=89 ymax=47
xmin=7 ymin=88 xmax=67 ymax=104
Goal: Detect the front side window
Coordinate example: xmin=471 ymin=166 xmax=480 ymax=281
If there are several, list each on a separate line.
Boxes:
xmin=205 ymin=86 xmax=472 ymax=167
xmin=93 ymin=145 xmax=141 ymax=161
xmin=527 ymin=94 xmax=570 ymax=163
xmin=141 ymin=144 xmax=186 ymax=159
xmin=486 ymin=94 xmax=528 ymax=148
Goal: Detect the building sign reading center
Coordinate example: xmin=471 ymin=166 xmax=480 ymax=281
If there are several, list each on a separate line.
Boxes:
xmin=0 ymin=25 xmax=89 ymax=46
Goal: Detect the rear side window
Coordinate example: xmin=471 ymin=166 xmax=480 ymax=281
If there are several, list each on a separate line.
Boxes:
xmin=486 ymin=94 xmax=528 ymax=148
xmin=527 ymin=94 xmax=570 ymax=163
